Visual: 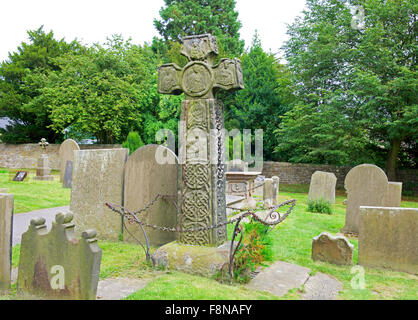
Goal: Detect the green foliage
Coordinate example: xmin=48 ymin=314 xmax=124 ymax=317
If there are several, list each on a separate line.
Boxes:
xmin=122 ymin=131 xmax=144 ymax=154
xmin=0 ymin=26 xmax=82 ymax=143
xmin=307 ymin=198 xmax=333 ymax=214
xmin=276 ymin=0 xmax=417 ymax=173
xmin=154 ymin=0 xmax=245 ymax=57
xmin=226 ymin=33 xmax=290 ymax=161
xmin=233 ymin=219 xmax=274 ymax=283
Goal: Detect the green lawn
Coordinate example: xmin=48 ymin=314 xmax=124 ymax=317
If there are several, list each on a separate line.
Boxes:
xmin=3 ymin=177 xmax=418 ymax=300
xmin=0 ymin=168 xmax=70 ymax=213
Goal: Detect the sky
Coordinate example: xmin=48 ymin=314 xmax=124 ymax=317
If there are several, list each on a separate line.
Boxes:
xmin=0 ymin=0 xmax=307 ymax=62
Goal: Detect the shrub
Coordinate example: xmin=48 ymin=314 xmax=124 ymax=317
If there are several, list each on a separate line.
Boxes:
xmin=307 ymin=198 xmax=333 ymax=214
xmin=122 ymin=131 xmax=144 ymax=155
xmin=232 ymin=219 xmax=274 ymax=283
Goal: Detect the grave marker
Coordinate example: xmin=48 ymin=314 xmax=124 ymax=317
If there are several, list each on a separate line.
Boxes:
xmin=308 ymin=171 xmax=337 ymax=204
xmin=17 ymin=212 xmax=102 ymax=299
xmin=0 ymin=193 xmax=13 ymax=293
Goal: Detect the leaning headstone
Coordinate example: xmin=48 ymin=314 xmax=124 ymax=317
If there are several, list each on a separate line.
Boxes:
xmin=341 ymin=164 xmax=388 ymax=234
xmin=62 ymin=160 xmax=73 ymax=189
xmin=59 ymin=139 xmax=80 ymax=183
xmin=308 ymin=171 xmax=337 ymax=204
xmin=263 ymin=178 xmax=274 ymax=209
xmin=0 ymin=193 xmax=13 ymax=292
xmin=71 ymin=148 xmax=129 ymax=241
xmin=272 ymin=176 xmax=280 ymax=205
xmin=123 ymin=145 xmax=178 ymax=246
xmin=359 ymin=206 xmax=417 ymax=274
xmin=17 ymin=212 xmax=102 ymax=299
xmin=312 ymin=232 xmax=353 ymax=265
xmin=383 ymin=182 xmax=402 ymax=207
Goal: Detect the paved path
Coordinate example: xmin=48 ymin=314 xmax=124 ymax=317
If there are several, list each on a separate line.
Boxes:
xmin=12 ymin=206 xmax=70 ymax=246
xmin=247 ymin=261 xmax=342 ymax=300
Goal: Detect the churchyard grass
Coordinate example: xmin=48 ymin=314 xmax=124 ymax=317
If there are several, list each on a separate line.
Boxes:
xmin=6 ymin=182 xmax=418 ymax=300
xmin=0 ymin=168 xmax=70 ymax=213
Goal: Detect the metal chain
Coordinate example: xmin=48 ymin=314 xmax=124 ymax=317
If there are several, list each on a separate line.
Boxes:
xmin=106 ymin=198 xmax=296 ymax=233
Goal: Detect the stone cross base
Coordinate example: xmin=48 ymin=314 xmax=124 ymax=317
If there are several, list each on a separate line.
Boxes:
xmin=151 ymin=241 xmax=234 ymax=277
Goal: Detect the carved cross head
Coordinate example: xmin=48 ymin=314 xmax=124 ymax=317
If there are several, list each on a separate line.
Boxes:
xmin=158 ymin=34 xmax=244 ymax=100
xmin=38 ymin=138 xmax=49 ymax=151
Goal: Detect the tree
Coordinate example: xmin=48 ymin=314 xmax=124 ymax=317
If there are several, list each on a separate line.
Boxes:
xmin=0 ymin=26 xmax=81 ymax=143
xmin=226 ymin=33 xmax=289 ymax=161
xmin=276 ymin=0 xmax=417 ymax=177
xmin=154 ymin=0 xmax=245 ymax=57
xmin=42 ymin=36 xmax=158 ymax=144
xmin=122 ymin=131 xmax=144 ymax=154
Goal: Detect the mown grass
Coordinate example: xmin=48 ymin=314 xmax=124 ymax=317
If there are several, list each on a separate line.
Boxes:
xmin=5 ymin=178 xmax=418 ymax=300
xmin=0 ymin=168 xmax=70 ymax=213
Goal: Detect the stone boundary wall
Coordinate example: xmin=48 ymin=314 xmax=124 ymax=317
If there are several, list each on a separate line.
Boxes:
xmin=0 ymin=143 xmax=122 ymax=170
xmin=261 ymin=161 xmax=418 ymax=192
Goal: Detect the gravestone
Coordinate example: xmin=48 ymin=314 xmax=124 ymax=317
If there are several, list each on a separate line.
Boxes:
xmin=13 ymin=171 xmax=28 ymax=182
xmin=308 ymin=171 xmax=337 ymax=204
xmin=263 ymin=178 xmax=274 ymax=209
xmin=157 ymin=34 xmax=243 ymax=246
xmin=33 ymin=155 xmax=54 ymax=181
xmin=341 ymin=164 xmax=388 ymax=234
xmin=312 ymin=232 xmax=353 ymax=265
xmin=70 ymin=148 xmax=129 ymax=241
xmin=59 ymin=139 xmax=80 ymax=183
xmin=272 ymin=176 xmax=280 ymax=205
xmin=33 ymin=138 xmax=54 ymax=181
xmin=383 ymin=182 xmax=402 ymax=207
xmin=359 ymin=206 xmax=417 ymax=274
xmin=0 ymin=193 xmax=13 ymax=292
xmin=62 ymin=160 xmax=73 ymax=189
xmin=17 ymin=212 xmax=102 ymax=299
xmin=123 ymin=144 xmax=178 ymax=246
xmin=253 ymin=175 xmax=265 ymax=197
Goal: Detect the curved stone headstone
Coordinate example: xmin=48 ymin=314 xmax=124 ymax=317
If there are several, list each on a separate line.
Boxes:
xmin=308 ymin=171 xmax=337 ymax=204
xmin=342 ymin=164 xmax=388 ymax=234
xmin=123 ymin=145 xmax=178 ymax=246
xmin=312 ymin=232 xmax=353 ymax=265
xmin=71 ymin=149 xmax=129 ymax=241
xmin=59 ymin=139 xmax=80 ymax=182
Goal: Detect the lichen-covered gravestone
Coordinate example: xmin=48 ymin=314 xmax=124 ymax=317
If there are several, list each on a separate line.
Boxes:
xmin=17 ymin=212 xmax=102 ymax=299
xmin=59 ymin=139 xmax=80 ymax=183
xmin=70 ymin=149 xmax=129 ymax=241
xmin=308 ymin=171 xmax=337 ymax=204
xmin=152 ymin=34 xmax=244 ymax=274
xmin=341 ymin=164 xmax=389 ymax=234
xmin=0 ymin=193 xmax=13 ymax=293
xmin=359 ymin=206 xmax=417 ymax=274
xmin=312 ymin=232 xmax=353 ymax=265
xmin=123 ymin=144 xmax=178 ymax=246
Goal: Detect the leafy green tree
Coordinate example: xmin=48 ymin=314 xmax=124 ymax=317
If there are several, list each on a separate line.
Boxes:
xmin=42 ymin=36 xmax=158 ymax=144
xmin=227 ymin=33 xmax=289 ymax=161
xmin=154 ymin=0 xmax=245 ymax=57
xmin=0 ymin=26 xmax=81 ymax=143
xmin=276 ymin=0 xmax=417 ymax=177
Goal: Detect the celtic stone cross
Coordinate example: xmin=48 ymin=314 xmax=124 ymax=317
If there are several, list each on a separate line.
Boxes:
xmin=158 ymin=34 xmax=244 ymax=245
